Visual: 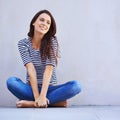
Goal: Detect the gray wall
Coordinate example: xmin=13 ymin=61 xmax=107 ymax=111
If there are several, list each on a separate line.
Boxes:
xmin=0 ymin=0 xmax=120 ymax=107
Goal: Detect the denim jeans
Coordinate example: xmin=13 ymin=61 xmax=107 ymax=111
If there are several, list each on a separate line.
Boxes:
xmin=6 ymin=77 xmax=82 ymax=105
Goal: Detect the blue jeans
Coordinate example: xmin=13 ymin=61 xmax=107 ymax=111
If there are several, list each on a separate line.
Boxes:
xmin=6 ymin=77 xmax=82 ymax=105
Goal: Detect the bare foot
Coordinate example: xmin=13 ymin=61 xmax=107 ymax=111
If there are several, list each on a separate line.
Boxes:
xmin=16 ymin=100 xmax=36 ymax=108
xmin=49 ymin=100 xmax=67 ymax=107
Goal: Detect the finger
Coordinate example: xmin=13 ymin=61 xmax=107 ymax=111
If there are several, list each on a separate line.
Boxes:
xmin=34 ymin=102 xmax=39 ymax=108
xmin=47 ymin=99 xmax=49 ymax=105
xmin=43 ymin=104 xmax=47 ymax=108
xmin=40 ymin=104 xmax=47 ymax=108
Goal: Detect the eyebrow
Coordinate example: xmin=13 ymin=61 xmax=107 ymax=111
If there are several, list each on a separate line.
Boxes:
xmin=40 ymin=17 xmax=51 ymax=22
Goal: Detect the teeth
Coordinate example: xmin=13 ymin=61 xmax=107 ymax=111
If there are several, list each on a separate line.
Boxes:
xmin=40 ymin=27 xmax=45 ymax=30
xmin=40 ymin=26 xmax=46 ymax=30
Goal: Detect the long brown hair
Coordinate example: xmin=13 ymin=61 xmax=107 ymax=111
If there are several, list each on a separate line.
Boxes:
xmin=28 ymin=10 xmax=59 ymax=64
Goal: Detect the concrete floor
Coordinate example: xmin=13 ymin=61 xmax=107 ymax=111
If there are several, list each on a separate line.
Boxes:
xmin=0 ymin=106 xmax=120 ymax=120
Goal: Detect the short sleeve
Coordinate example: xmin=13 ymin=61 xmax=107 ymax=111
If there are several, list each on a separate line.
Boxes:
xmin=46 ymin=37 xmax=58 ymax=67
xmin=46 ymin=57 xmax=56 ymax=67
xmin=18 ymin=39 xmax=32 ymax=66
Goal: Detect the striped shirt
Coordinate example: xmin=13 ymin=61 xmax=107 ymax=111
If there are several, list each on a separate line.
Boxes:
xmin=18 ymin=37 xmax=58 ymax=85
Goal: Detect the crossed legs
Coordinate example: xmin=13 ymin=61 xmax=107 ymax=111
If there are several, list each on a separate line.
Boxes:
xmin=6 ymin=77 xmax=81 ymax=108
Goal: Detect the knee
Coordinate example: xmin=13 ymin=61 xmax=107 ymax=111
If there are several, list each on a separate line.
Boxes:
xmin=6 ymin=76 xmax=18 ymax=89
xmin=69 ymin=80 xmax=82 ymax=95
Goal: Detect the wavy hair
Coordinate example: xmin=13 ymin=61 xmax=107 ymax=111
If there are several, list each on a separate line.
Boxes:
xmin=27 ymin=10 xmax=59 ymax=64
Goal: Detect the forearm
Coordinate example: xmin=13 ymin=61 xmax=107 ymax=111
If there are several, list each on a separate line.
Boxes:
xmin=29 ymin=72 xmax=39 ymax=100
xmin=27 ymin=64 xmax=39 ymax=100
xmin=40 ymin=65 xmax=53 ymax=97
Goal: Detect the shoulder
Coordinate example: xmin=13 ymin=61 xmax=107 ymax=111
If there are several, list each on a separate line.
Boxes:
xmin=51 ymin=36 xmax=57 ymax=41
xmin=18 ymin=37 xmax=30 ymax=47
xmin=51 ymin=36 xmax=58 ymax=45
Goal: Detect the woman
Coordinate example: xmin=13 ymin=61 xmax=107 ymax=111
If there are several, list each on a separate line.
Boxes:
xmin=6 ymin=10 xmax=82 ymax=108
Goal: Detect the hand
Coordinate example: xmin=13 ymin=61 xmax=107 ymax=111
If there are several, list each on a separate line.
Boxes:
xmin=35 ymin=96 xmax=49 ymax=108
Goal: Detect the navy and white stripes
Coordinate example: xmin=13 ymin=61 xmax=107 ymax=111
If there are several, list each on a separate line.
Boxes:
xmin=18 ymin=37 xmax=57 ymax=85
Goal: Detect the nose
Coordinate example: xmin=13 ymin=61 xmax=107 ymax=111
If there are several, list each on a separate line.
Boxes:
xmin=41 ymin=20 xmax=47 ymax=26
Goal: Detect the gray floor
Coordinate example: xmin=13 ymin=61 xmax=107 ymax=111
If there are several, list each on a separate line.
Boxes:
xmin=0 ymin=106 xmax=120 ymax=120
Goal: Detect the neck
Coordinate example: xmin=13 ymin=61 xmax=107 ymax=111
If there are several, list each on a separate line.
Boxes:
xmin=31 ymin=32 xmax=44 ymax=50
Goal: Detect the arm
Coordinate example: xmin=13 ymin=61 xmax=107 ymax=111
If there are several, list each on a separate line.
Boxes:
xmin=41 ymin=65 xmax=53 ymax=97
xmin=36 ymin=37 xmax=57 ymax=107
xmin=18 ymin=39 xmax=41 ymax=107
xmin=36 ymin=65 xmax=53 ymax=107
xmin=26 ymin=63 xmax=39 ymax=101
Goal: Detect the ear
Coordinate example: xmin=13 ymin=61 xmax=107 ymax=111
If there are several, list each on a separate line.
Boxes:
xmin=32 ymin=23 xmax=35 ymax=26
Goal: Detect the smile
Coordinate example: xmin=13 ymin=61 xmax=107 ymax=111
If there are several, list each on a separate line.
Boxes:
xmin=39 ymin=25 xmax=47 ymax=30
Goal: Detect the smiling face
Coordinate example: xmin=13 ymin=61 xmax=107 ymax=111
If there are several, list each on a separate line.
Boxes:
xmin=33 ymin=13 xmax=51 ymax=35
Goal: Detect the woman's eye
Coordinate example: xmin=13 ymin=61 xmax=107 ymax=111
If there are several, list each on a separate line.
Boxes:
xmin=47 ymin=21 xmax=51 ymax=25
xmin=39 ymin=18 xmax=51 ymax=25
xmin=40 ymin=18 xmax=44 ymax=21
